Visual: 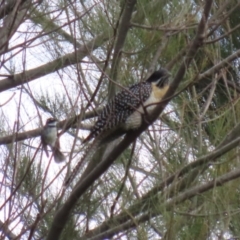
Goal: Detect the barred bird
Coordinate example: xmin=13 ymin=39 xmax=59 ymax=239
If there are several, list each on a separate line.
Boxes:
xmin=65 ymin=69 xmax=171 ymax=186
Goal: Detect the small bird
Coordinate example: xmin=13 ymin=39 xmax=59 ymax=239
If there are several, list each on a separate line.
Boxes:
xmin=65 ymin=68 xmax=171 ymax=186
xmin=41 ymin=118 xmax=65 ymax=163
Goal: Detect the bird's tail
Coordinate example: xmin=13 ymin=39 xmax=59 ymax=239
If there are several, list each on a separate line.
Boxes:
xmin=53 ymin=147 xmax=66 ymax=163
xmin=64 ymin=137 xmax=101 ymax=186
xmin=42 ymin=144 xmax=49 ymax=157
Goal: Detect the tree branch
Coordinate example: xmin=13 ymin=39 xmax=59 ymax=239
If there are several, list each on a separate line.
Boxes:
xmin=0 ymin=32 xmax=109 ymax=92
xmin=78 ymin=135 xmax=240 ymax=240
xmin=46 ymin=1 xmax=213 ymax=239
xmin=0 ymin=219 xmax=17 ymax=240
xmin=0 ymin=108 xmax=99 ymax=145
xmin=108 ymin=0 xmax=137 ymax=99
xmin=80 ymin=166 xmax=240 ymax=240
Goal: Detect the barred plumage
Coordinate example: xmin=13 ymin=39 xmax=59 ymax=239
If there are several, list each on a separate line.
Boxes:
xmin=83 ymin=69 xmax=170 ymax=144
xmin=65 ymin=68 xmax=170 ymax=186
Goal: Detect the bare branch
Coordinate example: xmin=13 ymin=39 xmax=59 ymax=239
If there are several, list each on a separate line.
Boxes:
xmin=108 ymin=0 xmax=137 ymax=98
xmin=0 ymin=32 xmax=109 ymax=92
xmin=0 ymin=219 xmax=17 ymax=240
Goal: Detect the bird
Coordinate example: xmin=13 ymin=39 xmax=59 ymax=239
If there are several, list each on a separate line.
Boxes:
xmin=65 ymin=68 xmax=171 ymax=185
xmin=41 ymin=118 xmax=65 ymax=163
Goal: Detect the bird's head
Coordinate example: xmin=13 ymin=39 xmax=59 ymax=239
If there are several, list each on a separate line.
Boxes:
xmin=146 ymin=68 xmax=171 ymax=88
xmin=45 ymin=118 xmax=57 ymax=127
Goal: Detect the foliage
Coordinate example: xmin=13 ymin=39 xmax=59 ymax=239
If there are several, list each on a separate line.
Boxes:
xmin=0 ymin=0 xmax=240 ymax=239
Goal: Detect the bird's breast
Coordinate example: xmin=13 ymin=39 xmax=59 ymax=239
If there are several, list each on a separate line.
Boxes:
xmin=42 ymin=128 xmax=57 ymax=147
xmin=123 ymin=84 xmax=169 ymax=130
